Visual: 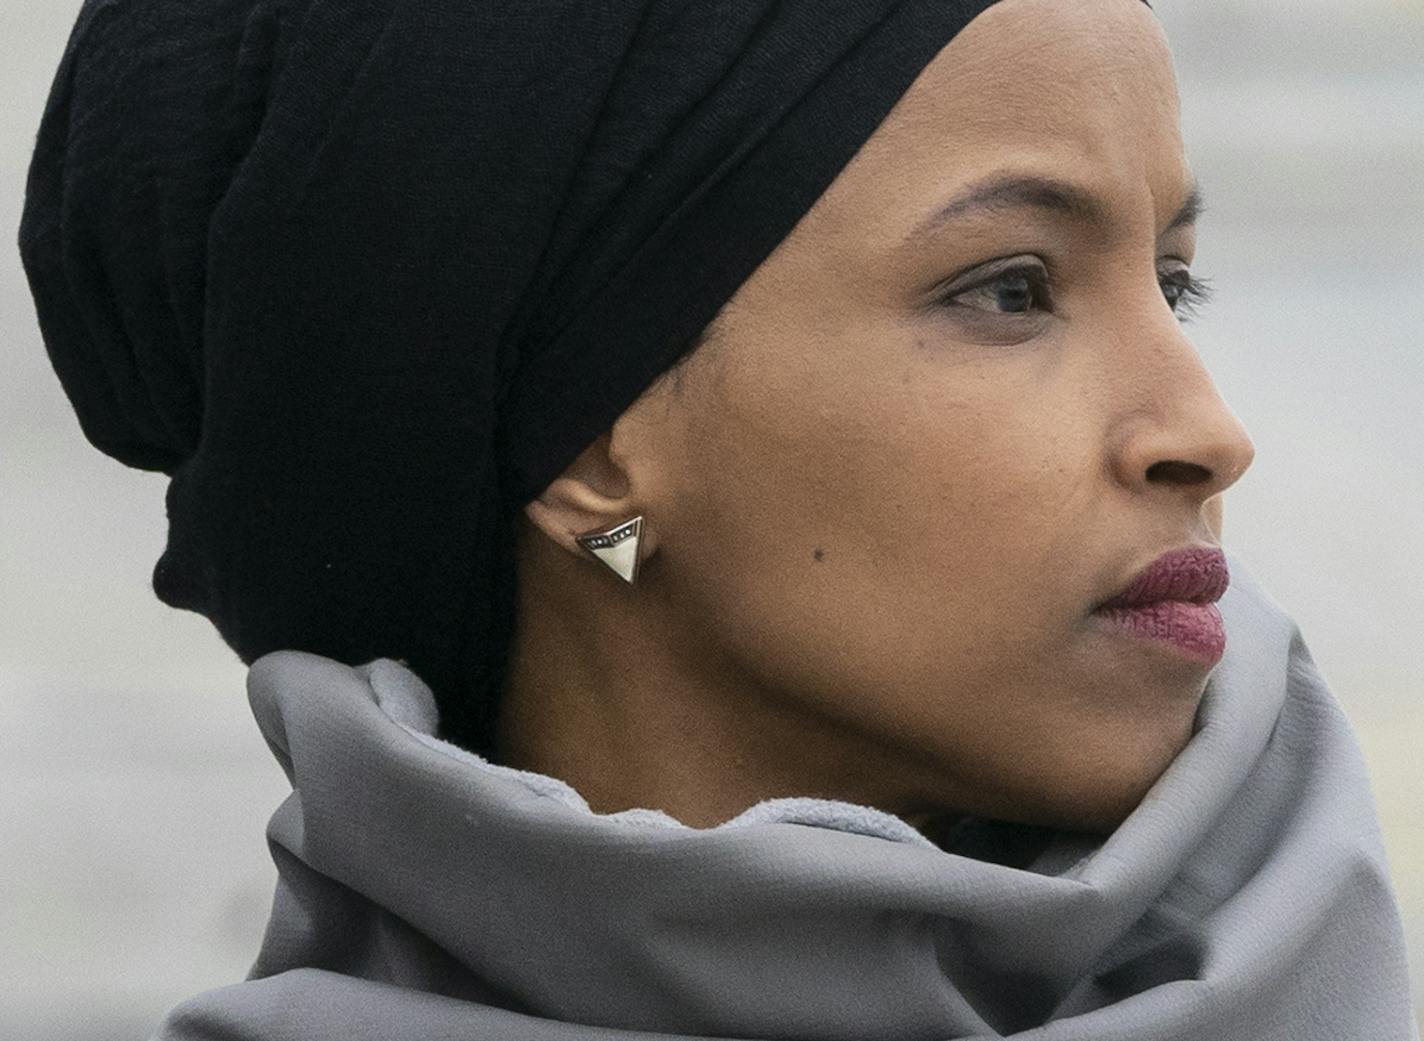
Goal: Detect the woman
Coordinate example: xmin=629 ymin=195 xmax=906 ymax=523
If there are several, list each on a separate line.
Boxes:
xmin=17 ymin=0 xmax=1416 ymax=1037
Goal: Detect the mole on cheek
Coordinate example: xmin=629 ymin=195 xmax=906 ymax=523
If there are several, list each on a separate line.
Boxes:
xmin=813 ymin=548 xmax=826 ymax=562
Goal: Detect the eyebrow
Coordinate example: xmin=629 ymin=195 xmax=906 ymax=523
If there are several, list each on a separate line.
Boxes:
xmin=903 ymin=173 xmax=1203 ymax=245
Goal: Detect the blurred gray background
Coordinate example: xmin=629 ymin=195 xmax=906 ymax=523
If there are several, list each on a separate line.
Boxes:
xmin=3 ymin=1 xmax=1421 ymax=1037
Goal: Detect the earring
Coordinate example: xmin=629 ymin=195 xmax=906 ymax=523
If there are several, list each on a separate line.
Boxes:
xmin=574 ymin=515 xmax=644 ymax=586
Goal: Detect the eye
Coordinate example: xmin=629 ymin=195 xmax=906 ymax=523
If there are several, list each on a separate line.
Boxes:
xmin=939 ymin=261 xmax=1053 ymax=317
xmin=1160 ymin=267 xmax=1214 ymax=323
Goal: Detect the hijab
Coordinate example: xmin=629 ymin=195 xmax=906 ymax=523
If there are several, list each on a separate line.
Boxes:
xmin=144 ymin=552 xmax=1415 ymax=1039
xmin=19 ymin=0 xmax=1016 ymax=755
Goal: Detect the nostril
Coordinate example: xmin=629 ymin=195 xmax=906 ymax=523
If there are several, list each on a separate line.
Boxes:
xmin=1146 ymin=459 xmax=1212 ymax=485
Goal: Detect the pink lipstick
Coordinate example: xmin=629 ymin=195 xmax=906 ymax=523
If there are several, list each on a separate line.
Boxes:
xmin=1091 ymin=546 xmax=1230 ymax=665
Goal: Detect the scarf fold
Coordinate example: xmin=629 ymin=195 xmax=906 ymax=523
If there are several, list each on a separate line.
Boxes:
xmin=150 ymin=553 xmax=1417 ymax=1040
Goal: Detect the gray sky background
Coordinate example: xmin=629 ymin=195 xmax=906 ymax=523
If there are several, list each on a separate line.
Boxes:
xmin=3 ymin=1 xmax=1421 ymax=1036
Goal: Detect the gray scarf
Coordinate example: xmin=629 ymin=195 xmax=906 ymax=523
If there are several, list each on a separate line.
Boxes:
xmin=151 ymin=553 xmax=1417 ymax=1040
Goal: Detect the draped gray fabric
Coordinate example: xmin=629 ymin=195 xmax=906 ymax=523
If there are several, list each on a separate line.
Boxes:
xmin=152 ymin=553 xmax=1417 ymax=1040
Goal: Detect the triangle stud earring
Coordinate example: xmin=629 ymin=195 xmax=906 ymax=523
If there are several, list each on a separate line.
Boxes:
xmin=574 ymin=515 xmax=644 ymax=586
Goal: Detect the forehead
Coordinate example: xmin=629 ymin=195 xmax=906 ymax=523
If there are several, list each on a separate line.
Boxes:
xmin=810 ymin=0 xmax=1189 ymax=238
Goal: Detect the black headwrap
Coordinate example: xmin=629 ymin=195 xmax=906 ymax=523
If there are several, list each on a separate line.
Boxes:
xmin=19 ymin=0 xmax=1015 ymax=754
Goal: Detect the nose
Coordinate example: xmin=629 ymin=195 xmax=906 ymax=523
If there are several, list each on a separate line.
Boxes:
xmin=1108 ymin=319 xmax=1257 ymax=507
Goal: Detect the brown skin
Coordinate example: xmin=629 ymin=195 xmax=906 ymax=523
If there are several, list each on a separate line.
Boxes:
xmin=494 ymin=0 xmax=1256 ymax=839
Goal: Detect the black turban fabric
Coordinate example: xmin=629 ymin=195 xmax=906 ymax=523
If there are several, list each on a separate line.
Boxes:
xmin=19 ymin=0 xmax=1006 ymax=753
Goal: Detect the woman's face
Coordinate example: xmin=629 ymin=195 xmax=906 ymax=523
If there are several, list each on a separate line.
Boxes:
xmin=539 ymin=0 xmax=1256 ymax=835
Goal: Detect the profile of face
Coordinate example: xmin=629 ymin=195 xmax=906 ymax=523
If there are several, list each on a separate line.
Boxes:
xmin=503 ymin=0 xmax=1257 ymax=838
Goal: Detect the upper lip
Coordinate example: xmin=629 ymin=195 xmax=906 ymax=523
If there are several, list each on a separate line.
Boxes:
xmin=1094 ymin=545 xmax=1230 ymax=610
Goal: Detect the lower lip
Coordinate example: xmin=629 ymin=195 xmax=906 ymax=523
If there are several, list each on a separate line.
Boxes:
xmin=1091 ymin=600 xmax=1226 ymax=665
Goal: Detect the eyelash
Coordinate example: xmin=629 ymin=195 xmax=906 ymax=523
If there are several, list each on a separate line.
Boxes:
xmin=941 ymin=263 xmax=1215 ymax=324
xmin=1161 ymin=270 xmax=1214 ymax=322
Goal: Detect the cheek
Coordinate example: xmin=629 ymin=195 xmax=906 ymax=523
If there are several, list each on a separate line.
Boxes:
xmin=662 ymin=342 xmax=1091 ymax=717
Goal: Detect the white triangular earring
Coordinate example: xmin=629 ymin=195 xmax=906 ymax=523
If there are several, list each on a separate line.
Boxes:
xmin=574 ymin=515 xmax=644 ymax=585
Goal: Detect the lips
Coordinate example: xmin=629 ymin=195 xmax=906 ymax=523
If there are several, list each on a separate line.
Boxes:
xmin=1095 ymin=546 xmax=1230 ymax=611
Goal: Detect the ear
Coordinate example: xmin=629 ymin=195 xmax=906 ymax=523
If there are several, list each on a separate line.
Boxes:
xmin=523 ymin=428 xmax=660 ymax=564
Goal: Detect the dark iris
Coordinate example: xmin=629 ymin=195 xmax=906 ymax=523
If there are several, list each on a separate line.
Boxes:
xmin=1162 ymin=278 xmax=1186 ymax=311
xmin=992 ymin=274 xmax=1035 ymax=314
